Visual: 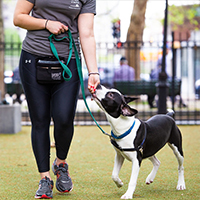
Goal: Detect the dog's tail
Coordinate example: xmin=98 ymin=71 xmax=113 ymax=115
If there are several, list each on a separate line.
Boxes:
xmin=166 ymin=109 xmax=175 ymax=119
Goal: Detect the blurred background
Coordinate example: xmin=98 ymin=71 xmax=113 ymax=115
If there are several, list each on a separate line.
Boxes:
xmin=0 ymin=0 xmax=200 ymax=125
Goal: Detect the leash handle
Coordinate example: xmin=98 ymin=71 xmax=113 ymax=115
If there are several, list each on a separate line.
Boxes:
xmin=48 ymin=33 xmax=72 ymax=81
xmin=49 ymin=30 xmax=108 ymax=136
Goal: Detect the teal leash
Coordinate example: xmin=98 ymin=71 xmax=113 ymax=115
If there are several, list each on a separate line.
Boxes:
xmin=48 ymin=30 xmax=111 ymax=138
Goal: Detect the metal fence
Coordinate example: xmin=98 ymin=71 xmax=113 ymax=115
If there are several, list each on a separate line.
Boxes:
xmin=3 ymin=34 xmax=200 ymax=125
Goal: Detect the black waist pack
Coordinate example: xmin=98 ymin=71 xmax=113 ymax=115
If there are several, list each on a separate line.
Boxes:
xmin=36 ymin=57 xmax=65 ymax=84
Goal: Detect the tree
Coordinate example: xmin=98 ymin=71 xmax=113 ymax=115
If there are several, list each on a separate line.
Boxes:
xmin=125 ymin=0 xmax=148 ymax=80
xmin=168 ymin=4 xmax=200 ymax=40
xmin=0 ymin=0 xmax=4 ymax=101
xmin=169 ymin=4 xmax=200 ymax=30
xmin=125 ymin=1 xmax=200 ymax=80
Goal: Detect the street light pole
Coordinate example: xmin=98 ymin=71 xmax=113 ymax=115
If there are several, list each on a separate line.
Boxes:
xmin=157 ymin=0 xmax=168 ymax=114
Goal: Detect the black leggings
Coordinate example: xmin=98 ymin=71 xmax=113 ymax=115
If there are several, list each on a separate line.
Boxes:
xmin=19 ymin=50 xmax=80 ymax=172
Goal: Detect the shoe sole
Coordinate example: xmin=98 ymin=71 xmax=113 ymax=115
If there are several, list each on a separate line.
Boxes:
xmin=56 ymin=182 xmax=73 ymax=193
xmin=35 ymin=194 xmax=53 ymax=199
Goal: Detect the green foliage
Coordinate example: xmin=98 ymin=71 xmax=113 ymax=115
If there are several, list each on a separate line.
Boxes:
xmin=4 ymin=28 xmax=21 ymax=43
xmin=169 ymin=5 xmax=184 ymax=26
xmin=111 ymin=17 xmax=120 ymax=23
xmin=4 ymin=28 xmax=22 ymax=56
xmin=168 ymin=4 xmax=200 ymax=31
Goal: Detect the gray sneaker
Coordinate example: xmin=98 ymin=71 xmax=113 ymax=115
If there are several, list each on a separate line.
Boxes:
xmin=35 ymin=176 xmax=53 ymax=199
xmin=52 ymin=159 xmax=73 ymax=193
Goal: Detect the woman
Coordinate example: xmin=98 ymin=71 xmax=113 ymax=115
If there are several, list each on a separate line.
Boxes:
xmin=13 ymin=0 xmax=100 ymax=198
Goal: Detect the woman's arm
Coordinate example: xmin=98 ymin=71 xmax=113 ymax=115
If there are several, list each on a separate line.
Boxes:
xmin=13 ymin=0 xmax=68 ymax=34
xmin=78 ymin=13 xmax=100 ymax=93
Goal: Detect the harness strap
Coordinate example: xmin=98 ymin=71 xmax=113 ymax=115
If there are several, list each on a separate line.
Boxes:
xmin=111 ymin=120 xmax=136 ymax=139
xmin=110 ymin=123 xmax=147 ymax=153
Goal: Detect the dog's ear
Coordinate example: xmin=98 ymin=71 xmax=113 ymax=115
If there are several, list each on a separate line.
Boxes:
xmin=120 ymin=104 xmax=138 ymax=117
xmin=124 ymin=96 xmax=138 ymax=104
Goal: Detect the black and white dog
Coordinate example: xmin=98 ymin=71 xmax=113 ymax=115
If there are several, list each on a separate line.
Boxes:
xmin=92 ymin=85 xmax=186 ymax=199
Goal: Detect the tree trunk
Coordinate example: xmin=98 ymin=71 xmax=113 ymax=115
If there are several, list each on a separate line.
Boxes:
xmin=125 ymin=0 xmax=148 ymax=80
xmin=0 ymin=0 xmax=4 ymax=101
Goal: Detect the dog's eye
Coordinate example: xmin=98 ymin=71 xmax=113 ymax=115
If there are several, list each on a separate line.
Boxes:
xmin=107 ymin=92 xmax=114 ymax=98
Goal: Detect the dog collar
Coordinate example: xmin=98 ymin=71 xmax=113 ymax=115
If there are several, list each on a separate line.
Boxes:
xmin=110 ymin=123 xmax=147 ymax=154
xmin=111 ymin=120 xmax=136 ymax=139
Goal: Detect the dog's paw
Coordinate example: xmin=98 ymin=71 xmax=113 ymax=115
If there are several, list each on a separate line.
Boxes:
xmin=116 ymin=181 xmax=123 ymax=188
xmin=112 ymin=177 xmax=123 ymax=188
xmin=113 ymin=179 xmax=123 ymax=188
xmin=146 ymin=180 xmax=153 ymax=185
xmin=121 ymin=193 xmax=133 ymax=199
xmin=176 ymin=184 xmax=186 ymax=190
xmin=145 ymin=175 xmax=154 ymax=185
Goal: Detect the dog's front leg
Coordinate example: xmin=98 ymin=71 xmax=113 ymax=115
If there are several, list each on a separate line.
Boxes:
xmin=146 ymin=155 xmax=160 ymax=184
xmin=121 ymin=156 xmax=140 ymax=199
xmin=112 ymin=151 xmax=124 ymax=188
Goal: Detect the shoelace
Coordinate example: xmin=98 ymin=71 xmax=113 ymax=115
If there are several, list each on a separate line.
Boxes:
xmin=40 ymin=178 xmax=52 ymax=189
xmin=55 ymin=165 xmax=70 ymax=180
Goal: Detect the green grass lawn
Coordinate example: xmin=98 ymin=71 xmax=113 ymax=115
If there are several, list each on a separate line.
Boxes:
xmin=0 ymin=125 xmax=200 ymax=200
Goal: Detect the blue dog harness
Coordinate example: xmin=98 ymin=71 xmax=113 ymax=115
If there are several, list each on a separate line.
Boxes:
xmin=111 ymin=120 xmax=136 ymax=139
xmin=110 ymin=122 xmax=147 ymax=154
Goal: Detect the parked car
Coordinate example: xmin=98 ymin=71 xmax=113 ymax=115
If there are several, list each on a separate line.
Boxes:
xmin=4 ymin=70 xmax=14 ymax=84
xmin=4 ymin=67 xmax=21 ymax=84
xmin=4 ymin=67 xmax=24 ymax=103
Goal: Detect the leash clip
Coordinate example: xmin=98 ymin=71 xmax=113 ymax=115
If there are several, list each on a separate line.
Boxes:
xmin=139 ymin=147 xmax=143 ymax=155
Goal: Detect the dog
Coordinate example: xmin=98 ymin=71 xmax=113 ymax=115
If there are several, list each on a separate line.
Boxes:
xmin=92 ymin=84 xmax=186 ymax=199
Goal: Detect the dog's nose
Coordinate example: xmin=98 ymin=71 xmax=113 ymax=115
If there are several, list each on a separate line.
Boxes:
xmin=96 ymin=84 xmax=102 ymax=90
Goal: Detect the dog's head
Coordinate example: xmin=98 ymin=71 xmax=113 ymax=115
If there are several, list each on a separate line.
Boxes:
xmin=92 ymin=85 xmax=138 ymax=118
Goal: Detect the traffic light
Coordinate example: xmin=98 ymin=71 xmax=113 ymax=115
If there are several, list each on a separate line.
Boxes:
xmin=116 ymin=41 xmax=124 ymax=48
xmin=112 ymin=20 xmax=120 ymax=39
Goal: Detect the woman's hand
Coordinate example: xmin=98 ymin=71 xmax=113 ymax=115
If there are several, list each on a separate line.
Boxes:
xmin=88 ymin=74 xmax=100 ymax=94
xmin=13 ymin=0 xmax=68 ymax=34
xmin=45 ymin=20 xmax=68 ymax=35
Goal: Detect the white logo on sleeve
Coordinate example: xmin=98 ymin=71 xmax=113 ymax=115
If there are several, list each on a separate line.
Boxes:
xmin=69 ymin=0 xmax=80 ymax=9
